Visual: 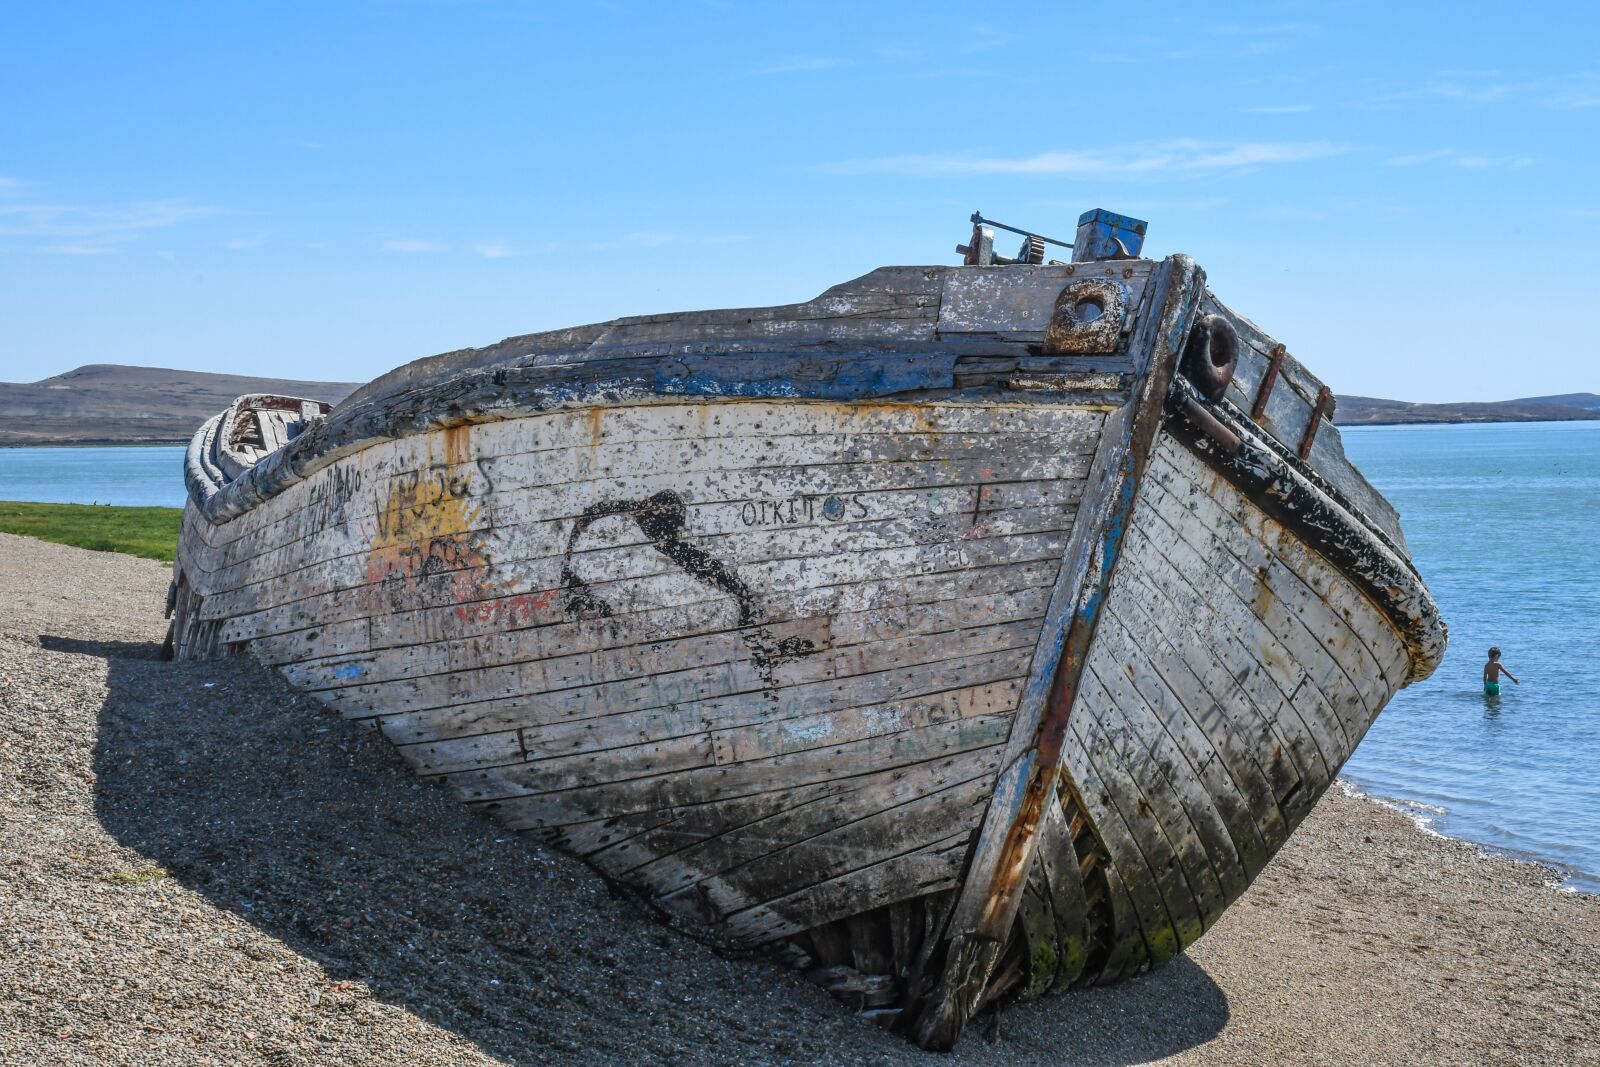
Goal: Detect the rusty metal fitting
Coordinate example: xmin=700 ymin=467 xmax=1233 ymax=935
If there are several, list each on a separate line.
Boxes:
xmin=1181 ymin=396 xmax=1243 ymax=457
xmin=1042 ymin=278 xmax=1126 ymax=354
xmin=1181 ymin=314 xmax=1238 ymax=402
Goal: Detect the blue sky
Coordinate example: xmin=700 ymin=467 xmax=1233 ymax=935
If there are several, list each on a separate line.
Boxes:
xmin=2 ymin=1 xmax=1596 ymax=400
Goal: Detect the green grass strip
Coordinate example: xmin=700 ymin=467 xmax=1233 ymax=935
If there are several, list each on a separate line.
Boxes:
xmin=0 ymin=501 xmax=182 ymax=562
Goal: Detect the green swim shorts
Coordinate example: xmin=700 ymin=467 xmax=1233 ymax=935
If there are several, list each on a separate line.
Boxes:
xmin=1484 ymin=681 xmax=1501 ymax=695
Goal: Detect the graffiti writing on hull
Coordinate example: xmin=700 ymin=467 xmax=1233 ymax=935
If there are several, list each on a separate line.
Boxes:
xmin=306 ymin=465 xmax=363 ymax=531
xmin=559 ymin=490 xmax=816 ymax=678
xmin=365 ymin=443 xmax=499 ymax=611
xmin=739 ymin=493 xmax=868 ymax=527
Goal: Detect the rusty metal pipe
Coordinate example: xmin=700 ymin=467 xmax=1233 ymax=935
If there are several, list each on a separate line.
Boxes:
xmin=1181 ymin=396 xmax=1242 ymax=456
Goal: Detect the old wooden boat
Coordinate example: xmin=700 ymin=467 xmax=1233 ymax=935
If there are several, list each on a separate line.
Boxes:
xmin=168 ymin=209 xmax=1445 ymax=1048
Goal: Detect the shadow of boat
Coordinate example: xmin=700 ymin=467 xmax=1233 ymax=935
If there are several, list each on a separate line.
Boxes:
xmin=62 ymin=632 xmax=1228 ymax=1064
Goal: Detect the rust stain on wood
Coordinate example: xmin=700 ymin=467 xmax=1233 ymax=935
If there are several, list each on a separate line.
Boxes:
xmin=1251 ymin=344 xmax=1285 ymax=421
xmin=1298 ymin=385 xmax=1334 ymax=462
xmin=443 ymin=422 xmax=474 ymax=468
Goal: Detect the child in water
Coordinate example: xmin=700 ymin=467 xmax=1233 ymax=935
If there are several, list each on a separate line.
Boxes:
xmin=1483 ymin=647 xmax=1520 ymax=695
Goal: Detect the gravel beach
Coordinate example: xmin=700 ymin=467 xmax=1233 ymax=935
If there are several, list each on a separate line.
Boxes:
xmin=2 ymin=531 xmax=1596 ymax=1066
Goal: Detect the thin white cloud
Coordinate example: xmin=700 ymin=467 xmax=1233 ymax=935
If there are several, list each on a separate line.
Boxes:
xmin=1547 ymin=72 xmax=1600 ymax=109
xmin=1455 ymin=154 xmax=1533 ymax=169
xmin=1159 ymin=21 xmax=1322 ymax=62
xmin=1385 ymin=149 xmax=1458 ymax=166
xmin=584 ymin=231 xmax=752 ymax=253
xmin=473 ymin=241 xmax=514 ymax=259
xmin=0 ymin=192 xmax=215 ymax=254
xmin=615 ymin=230 xmax=676 ymax=249
xmin=224 ymin=232 xmax=271 ymax=250
xmin=1240 ymin=104 xmax=1316 ymax=114
xmin=755 ymin=55 xmax=841 ymax=75
xmin=1209 ymin=21 xmax=1320 ymax=36
xmin=1380 ymin=70 xmax=1599 ymax=110
xmin=382 ymin=238 xmax=447 ymax=253
xmin=1414 ymin=78 xmax=1521 ymax=103
xmin=822 ymin=139 xmax=1351 ymax=178
xmin=1386 ymin=148 xmax=1531 ymax=169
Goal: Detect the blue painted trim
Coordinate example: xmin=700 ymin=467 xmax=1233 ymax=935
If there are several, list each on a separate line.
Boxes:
xmin=654 ymin=353 xmax=955 ymax=400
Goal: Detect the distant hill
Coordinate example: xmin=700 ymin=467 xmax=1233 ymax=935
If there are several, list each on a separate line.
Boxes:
xmin=1334 ymin=393 xmax=1600 ymax=427
xmin=4 ymin=363 xmax=1595 ymax=443
xmin=1514 ymin=392 xmax=1600 ymax=412
xmin=0 ymin=364 xmax=361 ymax=446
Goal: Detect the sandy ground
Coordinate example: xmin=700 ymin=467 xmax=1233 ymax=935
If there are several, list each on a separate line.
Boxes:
xmin=1 ymin=530 xmax=1596 ymax=1067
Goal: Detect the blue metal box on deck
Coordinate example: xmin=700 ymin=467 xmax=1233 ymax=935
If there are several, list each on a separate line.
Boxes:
xmin=1073 ymin=208 xmax=1147 ymax=262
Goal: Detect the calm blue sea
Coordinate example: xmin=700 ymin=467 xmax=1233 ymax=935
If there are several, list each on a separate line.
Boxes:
xmin=1341 ymin=421 xmax=1600 ymax=892
xmin=0 ymin=446 xmax=188 ymax=508
xmin=1 ymin=427 xmax=1596 ymax=890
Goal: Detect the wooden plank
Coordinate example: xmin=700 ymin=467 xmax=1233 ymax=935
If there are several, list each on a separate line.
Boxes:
xmin=182 ymin=402 xmax=1106 ymax=568
xmin=1140 ymin=457 xmax=1389 ymax=752
xmin=472 ymin=718 xmax=1010 ymax=829
xmin=1149 ymin=440 xmax=1406 ymax=687
xmin=184 ymin=434 xmax=1095 ymax=588
xmin=1129 ymin=502 xmax=1354 ymax=770
xmin=231 ymin=543 xmax=1064 ymax=651
xmin=1091 ymin=608 xmax=1264 ymax=888
xmin=644 ymin=753 xmax=1001 ymax=919
xmin=257 ymin=438 xmax=1090 ymax=578
xmin=1077 ymin=667 xmax=1230 ymax=928
xmin=375 ymin=645 xmax=1030 ymax=753
xmin=1068 ymin=692 xmax=1204 ymax=961
xmin=278 ymin=566 xmax=1051 ymax=699
xmin=196 ymin=500 xmax=1076 ymax=634
xmin=188 ymin=450 xmax=1089 ymax=587
xmin=1115 ymin=528 xmax=1329 ymax=810
xmin=581 ymin=750 xmax=991 ymax=878
xmin=1208 ymin=293 xmax=1406 ymax=550
xmin=1028 ymin=794 xmax=1093 ymax=991
xmin=1058 ymin=737 xmax=1176 ymax=967
xmin=939 ymin=264 xmax=1152 ymax=335
xmin=206 ymin=524 xmax=1068 ymax=675
xmin=1106 ymin=567 xmax=1293 ymax=852
xmin=1091 ymin=861 xmax=1152 ymax=983
xmin=188 ymin=397 xmax=1102 ymax=546
xmin=317 ymin=614 xmax=1041 ymax=729
xmin=713 ymin=831 xmax=974 ymax=946
xmin=400 ymin=675 xmax=1021 ymax=780
xmin=192 ymin=465 xmax=1087 ymax=622
xmin=1162 ymin=443 xmax=1410 ymax=685
xmin=1014 ymin=856 xmax=1061 ymax=998
xmin=412 ymin=553 xmax=1055 ymax=657
xmin=708 ymin=680 xmax=1023 ymax=765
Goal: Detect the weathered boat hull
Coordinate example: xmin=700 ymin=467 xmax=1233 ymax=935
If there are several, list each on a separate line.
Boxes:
xmin=169 ymin=247 xmax=1443 ymax=1048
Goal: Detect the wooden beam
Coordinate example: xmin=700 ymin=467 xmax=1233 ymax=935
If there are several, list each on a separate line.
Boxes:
xmin=907 ymin=254 xmax=1208 ymax=1049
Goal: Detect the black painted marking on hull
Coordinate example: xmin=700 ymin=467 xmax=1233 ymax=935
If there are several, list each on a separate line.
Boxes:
xmin=559 ymin=489 xmax=818 ymax=682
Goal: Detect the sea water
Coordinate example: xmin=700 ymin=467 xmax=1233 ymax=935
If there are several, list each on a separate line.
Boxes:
xmin=2 ymin=428 xmax=1596 ymax=890
xmin=0 ymin=446 xmax=188 ymax=508
xmin=1341 ymin=421 xmax=1600 ymax=892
